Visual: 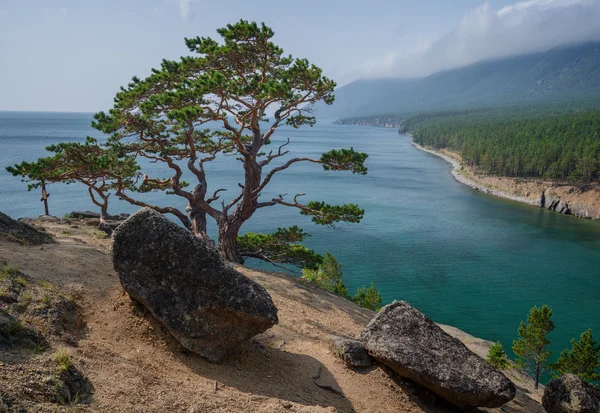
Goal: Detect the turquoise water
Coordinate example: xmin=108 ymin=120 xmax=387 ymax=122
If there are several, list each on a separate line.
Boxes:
xmin=1 ymin=111 xmax=600 ymax=375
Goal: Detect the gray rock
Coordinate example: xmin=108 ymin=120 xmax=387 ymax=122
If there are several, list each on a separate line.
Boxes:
xmin=359 ymin=301 xmax=516 ymax=409
xmin=67 ymin=211 xmax=130 ymax=220
xmin=328 ymin=335 xmax=372 ymax=368
xmin=0 ymin=211 xmax=55 ymax=245
xmin=542 ymin=374 xmax=600 ymax=413
xmin=66 ymin=211 xmax=102 ymax=219
xmin=111 ymin=208 xmax=278 ymax=363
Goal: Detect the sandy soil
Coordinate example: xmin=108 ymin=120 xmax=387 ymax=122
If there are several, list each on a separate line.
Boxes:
xmin=0 ymin=219 xmax=544 ymax=412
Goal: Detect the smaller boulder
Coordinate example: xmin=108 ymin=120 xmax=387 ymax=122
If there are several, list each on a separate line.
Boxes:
xmin=360 ymin=301 xmax=516 ymax=409
xmin=542 ymin=374 xmax=600 ymax=413
xmin=328 ymin=335 xmax=372 ymax=368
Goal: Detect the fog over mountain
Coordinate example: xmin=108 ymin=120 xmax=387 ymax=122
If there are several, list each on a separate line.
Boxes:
xmin=319 ymin=41 xmax=600 ymax=119
xmin=364 ymin=0 xmax=600 ymax=79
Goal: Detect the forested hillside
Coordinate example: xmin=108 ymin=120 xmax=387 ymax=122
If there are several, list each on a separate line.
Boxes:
xmin=407 ymin=108 xmax=600 ymax=183
xmin=319 ymin=41 xmax=600 ymax=119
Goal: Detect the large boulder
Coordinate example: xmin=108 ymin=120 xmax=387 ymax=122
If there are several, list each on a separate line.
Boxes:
xmin=359 ymin=301 xmax=516 ymax=409
xmin=111 ymin=208 xmax=278 ymax=363
xmin=542 ymin=374 xmax=600 ymax=413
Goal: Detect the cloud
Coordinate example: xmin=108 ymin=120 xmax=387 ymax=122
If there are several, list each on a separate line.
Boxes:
xmin=365 ymin=0 xmax=600 ymax=78
xmin=177 ymin=0 xmax=195 ymax=20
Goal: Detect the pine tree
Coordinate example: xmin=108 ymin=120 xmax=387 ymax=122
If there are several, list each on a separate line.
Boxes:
xmin=301 ymin=253 xmax=348 ymax=296
xmin=353 ymin=283 xmax=383 ymax=311
xmin=512 ymin=305 xmax=555 ymax=389
xmin=552 ymin=329 xmax=600 ymax=383
xmin=9 ymin=20 xmax=368 ymax=268
xmin=486 ymin=341 xmax=510 ymax=369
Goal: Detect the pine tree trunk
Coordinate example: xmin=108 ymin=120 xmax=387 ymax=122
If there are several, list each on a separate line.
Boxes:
xmin=534 ymin=363 xmax=540 ymax=389
xmin=187 ymin=201 xmax=215 ymax=246
xmin=98 ymin=204 xmax=113 ymax=235
xmin=218 ymin=221 xmax=242 ymax=263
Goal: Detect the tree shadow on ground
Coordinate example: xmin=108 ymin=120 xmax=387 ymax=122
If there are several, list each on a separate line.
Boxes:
xmin=133 ymin=303 xmax=353 ymax=412
xmin=177 ymin=339 xmax=353 ymax=411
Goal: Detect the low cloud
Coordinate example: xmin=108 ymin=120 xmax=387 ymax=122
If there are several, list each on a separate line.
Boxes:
xmin=366 ymin=0 xmax=600 ymax=78
xmin=177 ymin=0 xmax=195 ymax=20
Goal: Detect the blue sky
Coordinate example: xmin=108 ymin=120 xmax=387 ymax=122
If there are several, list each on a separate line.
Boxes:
xmin=1 ymin=0 xmax=599 ymax=112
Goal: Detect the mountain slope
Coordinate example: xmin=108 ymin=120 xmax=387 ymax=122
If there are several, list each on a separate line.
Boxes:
xmin=319 ymin=41 xmax=600 ymax=119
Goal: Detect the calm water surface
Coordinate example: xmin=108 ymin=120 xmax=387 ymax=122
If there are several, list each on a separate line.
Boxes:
xmin=1 ymin=111 xmax=599 ymax=372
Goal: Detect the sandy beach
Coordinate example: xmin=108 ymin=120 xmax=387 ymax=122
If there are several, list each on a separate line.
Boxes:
xmin=411 ymin=142 xmax=541 ymax=206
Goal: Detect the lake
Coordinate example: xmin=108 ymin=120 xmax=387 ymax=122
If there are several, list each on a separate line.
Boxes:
xmin=1 ymin=111 xmax=599 ymax=376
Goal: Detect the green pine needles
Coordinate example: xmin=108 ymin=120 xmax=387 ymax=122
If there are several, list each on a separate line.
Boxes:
xmin=486 ymin=342 xmax=510 ymax=370
xmin=552 ymin=329 xmax=600 ymax=383
xmin=7 ymin=20 xmax=369 ymax=268
xmin=352 ymin=283 xmax=383 ymax=312
xmin=237 ymin=226 xmax=323 ymax=270
xmin=301 ymin=253 xmax=382 ymax=311
xmin=505 ymin=305 xmax=600 ymax=388
xmin=512 ymin=305 xmax=555 ymax=389
xmin=301 ymin=253 xmax=348 ymax=296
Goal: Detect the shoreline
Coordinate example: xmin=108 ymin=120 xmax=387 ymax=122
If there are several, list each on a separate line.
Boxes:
xmin=411 ymin=142 xmax=545 ymax=207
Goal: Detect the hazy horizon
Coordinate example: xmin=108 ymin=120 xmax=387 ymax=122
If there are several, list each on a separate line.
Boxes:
xmin=1 ymin=0 xmax=599 ymax=112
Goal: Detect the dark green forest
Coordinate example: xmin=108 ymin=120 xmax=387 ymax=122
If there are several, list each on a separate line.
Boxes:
xmin=406 ymin=107 xmax=600 ymax=183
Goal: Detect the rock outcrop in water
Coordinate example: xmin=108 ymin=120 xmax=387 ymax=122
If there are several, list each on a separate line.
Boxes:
xmin=542 ymin=374 xmax=600 ymax=413
xmin=111 ymin=208 xmax=279 ymax=363
xmin=359 ymin=301 xmax=516 ymax=409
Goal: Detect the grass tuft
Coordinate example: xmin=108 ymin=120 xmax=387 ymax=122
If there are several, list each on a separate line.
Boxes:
xmin=92 ymin=230 xmax=108 ymax=238
xmin=39 ymin=280 xmax=57 ymax=291
xmin=54 ymin=349 xmax=72 ymax=373
xmin=0 ymin=264 xmax=20 ymax=281
xmin=42 ymin=294 xmax=51 ymax=306
xmin=18 ymin=291 xmax=34 ymax=308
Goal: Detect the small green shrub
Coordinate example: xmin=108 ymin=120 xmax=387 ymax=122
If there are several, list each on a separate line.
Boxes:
xmin=353 ymin=283 xmax=383 ymax=311
xmin=302 ymin=254 xmax=385 ymax=311
xmin=15 ymin=276 xmax=27 ymax=287
xmin=486 ymin=341 xmax=510 ymax=369
xmin=302 ymin=253 xmax=348 ymax=296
